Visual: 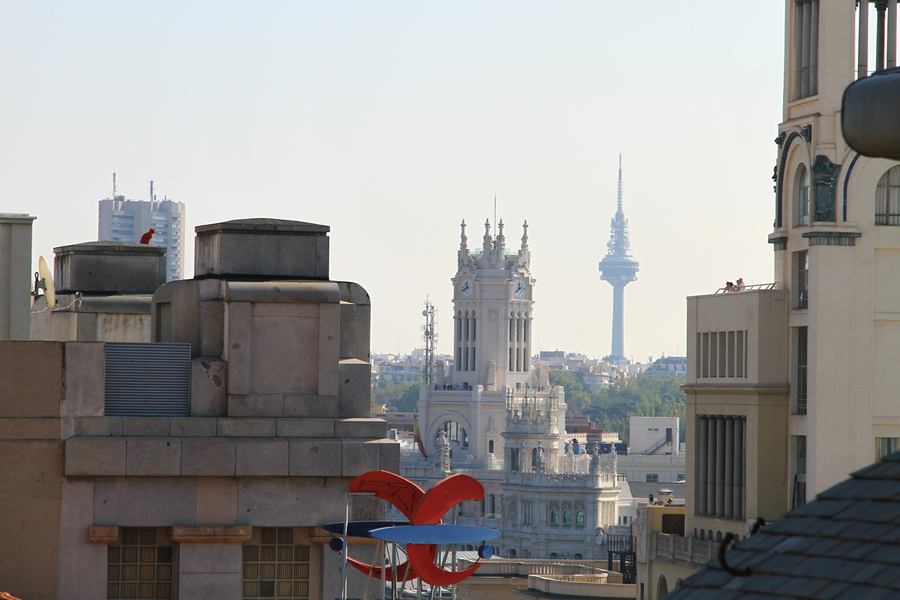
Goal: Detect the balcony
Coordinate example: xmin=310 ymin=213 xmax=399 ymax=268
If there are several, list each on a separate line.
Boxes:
xmin=653 ymin=532 xmax=719 ymax=567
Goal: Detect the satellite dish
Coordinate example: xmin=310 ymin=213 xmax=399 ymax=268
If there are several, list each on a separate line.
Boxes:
xmin=32 ymin=256 xmax=56 ymax=309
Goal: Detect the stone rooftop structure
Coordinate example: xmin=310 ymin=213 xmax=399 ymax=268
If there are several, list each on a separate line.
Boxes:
xmin=1 ymin=217 xmax=394 ymax=600
xmin=668 ymin=451 xmax=900 ymax=599
xmin=31 ymin=241 xmax=167 ymax=342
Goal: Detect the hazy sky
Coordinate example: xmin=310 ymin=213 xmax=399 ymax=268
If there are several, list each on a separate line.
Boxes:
xmin=1 ymin=1 xmax=786 ymax=361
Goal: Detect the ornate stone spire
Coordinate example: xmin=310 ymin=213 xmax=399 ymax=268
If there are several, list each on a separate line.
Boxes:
xmin=458 ymin=220 xmax=473 ymax=270
xmin=483 ymin=219 xmax=492 ymax=257
xmin=516 ymin=220 xmax=531 ymax=272
xmin=492 ymin=219 xmax=505 ymax=265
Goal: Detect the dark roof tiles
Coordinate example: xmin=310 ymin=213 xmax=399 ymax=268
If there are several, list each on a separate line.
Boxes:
xmin=668 ymin=451 xmax=900 ymax=599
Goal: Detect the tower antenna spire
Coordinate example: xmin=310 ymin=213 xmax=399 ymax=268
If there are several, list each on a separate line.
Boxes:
xmin=617 ymin=154 xmax=624 ymax=214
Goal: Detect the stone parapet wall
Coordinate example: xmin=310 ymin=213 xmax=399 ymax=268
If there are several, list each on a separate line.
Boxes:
xmin=64 ymin=434 xmax=397 ymax=478
xmin=652 ymin=531 xmax=718 ymax=567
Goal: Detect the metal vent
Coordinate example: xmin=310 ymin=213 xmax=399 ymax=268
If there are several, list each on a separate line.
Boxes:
xmin=105 ymin=343 xmax=190 ymax=417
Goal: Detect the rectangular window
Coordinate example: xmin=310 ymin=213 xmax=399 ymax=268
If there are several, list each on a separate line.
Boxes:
xmin=243 ymin=528 xmax=311 ymax=600
xmin=792 ymin=0 xmax=819 ymax=100
xmin=876 ymin=437 xmax=900 ymax=460
xmin=646 ymin=474 xmax=659 ymax=483
xmin=797 ymin=251 xmax=809 ymax=309
xmin=791 ymin=436 xmax=807 ymax=509
xmin=727 ymin=331 xmax=736 ymax=378
xmin=107 ymin=528 xmax=174 ymax=599
xmin=696 ymin=415 xmax=746 ymax=520
xmin=696 ymin=333 xmax=703 ymax=379
xmin=677 ymin=473 xmax=686 ymax=482
xmin=796 ymin=327 xmax=808 ymax=415
xmin=701 ymin=332 xmax=709 ymax=378
xmin=718 ymin=331 xmax=727 ymax=377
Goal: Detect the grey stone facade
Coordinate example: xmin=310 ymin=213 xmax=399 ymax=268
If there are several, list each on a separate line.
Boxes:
xmin=0 ymin=218 xmax=396 ymax=600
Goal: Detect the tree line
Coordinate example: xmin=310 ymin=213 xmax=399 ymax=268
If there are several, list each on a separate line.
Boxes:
xmin=547 ymin=370 xmax=686 ymax=443
xmin=372 ymin=370 xmax=687 ymax=444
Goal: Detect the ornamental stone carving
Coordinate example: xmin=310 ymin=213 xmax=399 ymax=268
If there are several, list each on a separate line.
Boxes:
xmin=507 ymin=499 xmax=518 ymax=523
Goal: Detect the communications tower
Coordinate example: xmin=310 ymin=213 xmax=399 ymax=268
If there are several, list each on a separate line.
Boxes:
xmin=422 ymin=297 xmax=438 ymax=387
xmin=599 ymin=156 xmax=639 ymax=361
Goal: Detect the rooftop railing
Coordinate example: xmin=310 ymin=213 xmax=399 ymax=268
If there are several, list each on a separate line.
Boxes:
xmin=715 ymin=282 xmax=777 ymax=294
xmin=653 ymin=532 xmax=719 ymax=566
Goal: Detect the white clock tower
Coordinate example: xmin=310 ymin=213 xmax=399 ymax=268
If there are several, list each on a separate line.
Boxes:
xmin=450 ymin=219 xmax=535 ymax=391
xmin=416 ymin=217 xmax=564 ymax=467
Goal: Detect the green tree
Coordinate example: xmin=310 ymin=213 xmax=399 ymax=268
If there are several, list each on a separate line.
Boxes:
xmin=373 ymin=379 xmax=422 ymax=412
xmin=548 ymin=371 xmax=686 ymax=442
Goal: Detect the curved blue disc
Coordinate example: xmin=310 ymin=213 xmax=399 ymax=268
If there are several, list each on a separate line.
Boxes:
xmin=322 ymin=521 xmax=409 ymax=538
xmin=370 ymin=524 xmax=501 ymax=545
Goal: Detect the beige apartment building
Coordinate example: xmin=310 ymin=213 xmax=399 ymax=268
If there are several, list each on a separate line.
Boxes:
xmin=637 ymin=1 xmax=900 ymax=598
xmin=0 ymin=218 xmax=394 ymax=600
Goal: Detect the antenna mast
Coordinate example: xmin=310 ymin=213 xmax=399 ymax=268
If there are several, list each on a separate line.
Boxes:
xmin=493 ymin=195 xmax=497 ymax=237
xmin=422 ymin=297 xmax=438 ymax=387
xmin=112 ymin=172 xmax=117 ymax=199
xmin=617 ymin=154 xmax=624 ymax=213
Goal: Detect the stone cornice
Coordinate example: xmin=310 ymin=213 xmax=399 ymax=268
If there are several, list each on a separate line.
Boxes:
xmin=169 ymin=526 xmax=252 ymax=544
xmin=681 ymin=384 xmax=790 ymax=396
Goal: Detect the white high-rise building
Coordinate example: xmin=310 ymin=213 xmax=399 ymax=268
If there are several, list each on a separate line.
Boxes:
xmin=98 ymin=177 xmax=185 ymax=281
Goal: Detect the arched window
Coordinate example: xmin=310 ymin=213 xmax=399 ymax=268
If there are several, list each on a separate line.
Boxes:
xmin=563 ymin=510 xmax=572 ymax=525
xmin=576 ymin=510 xmax=585 ymax=526
xmin=550 ymin=507 xmax=559 ymax=526
xmin=876 ymin=165 xmax=900 ymax=225
xmin=489 ymin=440 xmax=494 ymax=454
xmin=509 ymin=549 xmax=517 ymax=558
xmin=440 ymin=421 xmax=467 ymax=445
xmin=795 ymin=164 xmax=810 ymax=226
xmin=658 ymin=576 xmax=669 ymax=597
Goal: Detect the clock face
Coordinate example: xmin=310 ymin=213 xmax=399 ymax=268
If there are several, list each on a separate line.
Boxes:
xmin=460 ymin=279 xmax=473 ymax=297
xmin=514 ymin=280 xmax=526 ymax=298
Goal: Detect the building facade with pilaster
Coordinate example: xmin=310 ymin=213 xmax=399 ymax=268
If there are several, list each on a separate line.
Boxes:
xmin=637 ymin=2 xmax=900 ymax=598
